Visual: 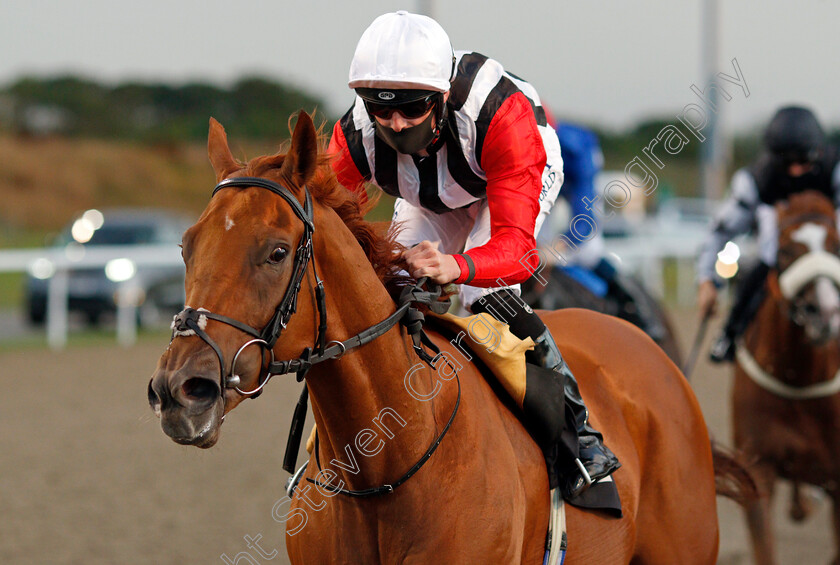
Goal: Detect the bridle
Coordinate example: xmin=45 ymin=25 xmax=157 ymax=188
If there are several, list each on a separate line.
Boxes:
xmin=170 ymin=176 xmax=325 ymax=396
xmin=775 ymin=214 xmax=840 ymax=324
xmin=170 ymin=175 xmax=459 ymax=496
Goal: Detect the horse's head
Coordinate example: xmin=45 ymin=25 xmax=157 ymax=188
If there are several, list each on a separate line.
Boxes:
xmin=148 ymin=113 xmax=323 ymax=447
xmin=775 ymin=190 xmax=840 ymax=344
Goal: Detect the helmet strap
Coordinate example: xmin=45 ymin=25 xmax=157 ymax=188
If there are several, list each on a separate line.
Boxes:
xmin=429 ymin=93 xmax=449 ymax=148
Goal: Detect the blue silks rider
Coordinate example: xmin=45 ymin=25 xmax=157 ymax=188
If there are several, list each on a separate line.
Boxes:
xmin=537 ymin=122 xmax=665 ymax=339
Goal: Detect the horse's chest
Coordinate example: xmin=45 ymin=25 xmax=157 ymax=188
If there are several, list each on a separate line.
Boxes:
xmin=285 ymin=467 xmax=532 ymax=563
xmin=736 ymin=389 xmax=840 ymax=482
xmin=288 ymin=505 xmax=519 ymax=564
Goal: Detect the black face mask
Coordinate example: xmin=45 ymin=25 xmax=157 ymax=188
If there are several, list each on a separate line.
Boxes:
xmin=374 ymin=110 xmax=437 ymax=155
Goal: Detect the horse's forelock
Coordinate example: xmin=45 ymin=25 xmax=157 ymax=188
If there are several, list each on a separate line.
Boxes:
xmin=779 ymin=191 xmax=836 ymax=222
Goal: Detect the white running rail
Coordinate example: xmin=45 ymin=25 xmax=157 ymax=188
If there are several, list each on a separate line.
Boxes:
xmin=0 ymin=244 xmax=182 ymax=349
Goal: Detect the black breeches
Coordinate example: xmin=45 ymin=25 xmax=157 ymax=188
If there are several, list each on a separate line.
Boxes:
xmin=725 ymin=261 xmax=770 ymax=337
xmin=470 ymin=289 xmax=546 ymax=341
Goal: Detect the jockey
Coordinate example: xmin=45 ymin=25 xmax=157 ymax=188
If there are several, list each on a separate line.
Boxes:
xmin=538 ymin=122 xmax=664 ymax=339
xmin=329 ymin=10 xmax=620 ymax=500
xmin=697 ymin=105 xmax=840 ymax=362
xmin=538 ymin=123 xmax=607 ymax=271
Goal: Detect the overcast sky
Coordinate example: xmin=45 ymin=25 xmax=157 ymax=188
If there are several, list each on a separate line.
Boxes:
xmin=2 ymin=0 xmax=838 ymax=133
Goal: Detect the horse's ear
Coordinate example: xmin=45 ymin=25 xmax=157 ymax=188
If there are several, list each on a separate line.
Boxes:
xmin=208 ymin=118 xmax=241 ymax=181
xmin=280 ymin=111 xmax=319 ymax=186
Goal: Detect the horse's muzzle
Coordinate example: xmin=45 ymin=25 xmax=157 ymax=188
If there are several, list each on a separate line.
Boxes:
xmin=794 ymin=277 xmax=840 ymax=344
xmin=148 ymin=361 xmax=224 ymax=448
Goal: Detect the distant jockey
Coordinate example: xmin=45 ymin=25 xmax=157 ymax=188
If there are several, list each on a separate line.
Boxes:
xmin=537 ymin=121 xmax=665 ymax=339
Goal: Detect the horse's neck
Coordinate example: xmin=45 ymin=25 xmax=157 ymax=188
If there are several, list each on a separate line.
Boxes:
xmin=303 ymin=217 xmax=439 ymax=488
xmin=752 ymin=297 xmax=840 ymax=384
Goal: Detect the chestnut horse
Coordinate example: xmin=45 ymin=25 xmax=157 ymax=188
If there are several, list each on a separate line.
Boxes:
xmin=149 ymin=112 xmax=747 ymax=564
xmin=733 ymin=190 xmax=840 ymax=565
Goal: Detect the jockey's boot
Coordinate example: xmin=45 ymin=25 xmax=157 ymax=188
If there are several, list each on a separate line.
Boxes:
xmin=527 ymin=328 xmax=621 ymax=499
xmin=709 ymin=331 xmax=736 ymax=363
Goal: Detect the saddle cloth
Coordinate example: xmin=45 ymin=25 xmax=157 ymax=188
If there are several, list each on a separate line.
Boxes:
xmin=429 ymin=311 xmax=535 ymax=408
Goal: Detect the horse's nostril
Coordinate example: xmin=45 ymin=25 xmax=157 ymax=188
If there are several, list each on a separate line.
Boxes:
xmin=181 ymin=377 xmax=219 ymax=402
xmin=148 ymin=379 xmax=160 ymax=407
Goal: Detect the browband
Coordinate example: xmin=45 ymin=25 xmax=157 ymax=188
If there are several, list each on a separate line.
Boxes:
xmin=213 ymin=176 xmax=314 ymax=231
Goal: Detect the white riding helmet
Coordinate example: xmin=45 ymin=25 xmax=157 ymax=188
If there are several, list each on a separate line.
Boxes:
xmin=348 ymin=11 xmax=455 ymax=93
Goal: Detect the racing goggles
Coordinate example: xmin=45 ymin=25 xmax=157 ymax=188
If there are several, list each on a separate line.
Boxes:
xmin=779 ymin=149 xmax=820 ymax=166
xmin=363 ymin=94 xmax=437 ymax=120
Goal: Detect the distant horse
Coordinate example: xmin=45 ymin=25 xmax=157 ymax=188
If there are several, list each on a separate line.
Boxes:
xmin=521 ymin=268 xmax=683 ymax=366
xmin=733 ymin=190 xmax=840 ymax=565
xmin=148 ymin=112 xmax=752 ymax=564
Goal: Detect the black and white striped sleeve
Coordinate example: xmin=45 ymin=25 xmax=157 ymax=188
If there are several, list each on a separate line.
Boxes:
xmin=696 ymin=168 xmax=758 ymax=284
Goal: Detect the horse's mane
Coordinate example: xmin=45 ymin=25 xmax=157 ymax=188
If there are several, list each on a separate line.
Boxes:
xmin=244 ymin=135 xmax=409 ymax=294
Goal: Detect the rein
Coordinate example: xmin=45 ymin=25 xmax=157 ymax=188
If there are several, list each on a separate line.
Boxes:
xmin=170 ymin=175 xmax=457 ymax=494
xmin=307 ymin=371 xmax=461 ymax=497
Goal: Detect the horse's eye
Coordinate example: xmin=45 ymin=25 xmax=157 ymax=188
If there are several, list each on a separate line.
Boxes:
xmin=268 ymin=247 xmax=287 ymax=264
